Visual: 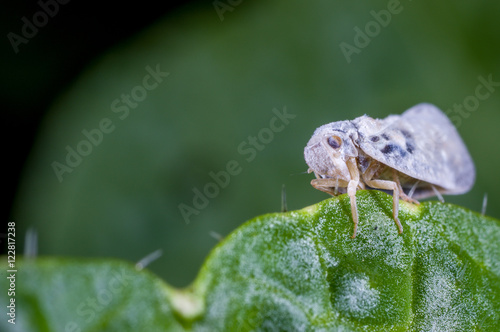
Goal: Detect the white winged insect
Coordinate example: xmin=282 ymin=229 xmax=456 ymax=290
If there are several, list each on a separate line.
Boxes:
xmin=304 ymin=103 xmax=475 ymax=238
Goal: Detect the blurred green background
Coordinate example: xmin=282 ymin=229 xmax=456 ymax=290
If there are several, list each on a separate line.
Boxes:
xmin=5 ymin=0 xmax=500 ymax=287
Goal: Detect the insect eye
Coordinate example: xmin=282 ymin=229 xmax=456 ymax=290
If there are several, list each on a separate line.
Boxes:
xmin=327 ymin=135 xmax=342 ymax=149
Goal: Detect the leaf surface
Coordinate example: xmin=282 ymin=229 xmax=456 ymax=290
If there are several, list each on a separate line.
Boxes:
xmin=2 ymin=191 xmax=499 ymax=331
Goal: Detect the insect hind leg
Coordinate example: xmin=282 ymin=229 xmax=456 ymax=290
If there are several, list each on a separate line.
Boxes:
xmin=363 ymin=178 xmax=404 ymax=234
xmin=393 ymin=170 xmax=420 ymax=205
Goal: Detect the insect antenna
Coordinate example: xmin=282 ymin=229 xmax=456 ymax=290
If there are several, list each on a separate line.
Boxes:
xmin=431 ymin=185 xmax=445 ymax=203
xmin=481 ymin=193 xmax=488 ymax=216
xmin=290 ymin=170 xmax=310 ymax=176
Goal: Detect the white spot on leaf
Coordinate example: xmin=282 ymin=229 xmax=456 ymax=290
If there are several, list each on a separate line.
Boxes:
xmin=333 ymin=273 xmax=380 ymax=319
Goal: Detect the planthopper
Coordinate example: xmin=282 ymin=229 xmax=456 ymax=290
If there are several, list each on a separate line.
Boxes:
xmin=304 ymin=103 xmax=475 ymax=238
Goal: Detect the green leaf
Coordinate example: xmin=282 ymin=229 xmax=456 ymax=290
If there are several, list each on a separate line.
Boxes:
xmin=2 ymin=191 xmax=499 ymax=331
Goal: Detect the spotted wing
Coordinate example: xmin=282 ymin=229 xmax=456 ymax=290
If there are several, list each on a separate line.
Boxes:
xmin=352 ymin=103 xmax=475 ymax=197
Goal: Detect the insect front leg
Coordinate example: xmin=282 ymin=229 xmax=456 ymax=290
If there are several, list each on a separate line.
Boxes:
xmin=347 ymin=178 xmax=359 ymax=238
xmin=362 ymin=176 xmax=404 ymax=234
xmin=310 ymin=178 xmax=349 ymax=196
xmin=346 ymin=158 xmax=361 ymax=238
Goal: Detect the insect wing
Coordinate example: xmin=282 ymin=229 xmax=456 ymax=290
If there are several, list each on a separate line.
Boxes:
xmin=353 ymin=103 xmax=475 ymax=195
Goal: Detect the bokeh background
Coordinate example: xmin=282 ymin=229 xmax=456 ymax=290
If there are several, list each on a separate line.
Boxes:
xmin=3 ymin=0 xmax=500 ymax=287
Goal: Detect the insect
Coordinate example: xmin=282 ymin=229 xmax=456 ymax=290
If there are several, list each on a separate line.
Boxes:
xmin=304 ymin=103 xmax=475 ymax=238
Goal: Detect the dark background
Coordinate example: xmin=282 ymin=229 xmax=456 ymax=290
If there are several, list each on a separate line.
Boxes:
xmin=2 ymin=0 xmax=205 ymax=249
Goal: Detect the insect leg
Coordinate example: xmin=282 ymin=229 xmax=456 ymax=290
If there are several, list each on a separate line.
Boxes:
xmin=363 ymin=178 xmax=403 ymax=234
xmin=347 ymin=180 xmax=359 ymax=238
xmin=311 ymin=178 xmax=349 ymax=195
xmin=311 ymin=176 xmax=360 ymax=237
xmin=346 ymin=158 xmax=361 ymax=238
xmin=408 ymin=181 xmax=419 ymax=199
xmin=362 ymin=161 xmax=382 ymax=181
xmin=431 ymin=185 xmax=445 ymax=203
xmin=392 ymin=169 xmax=420 ymax=205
